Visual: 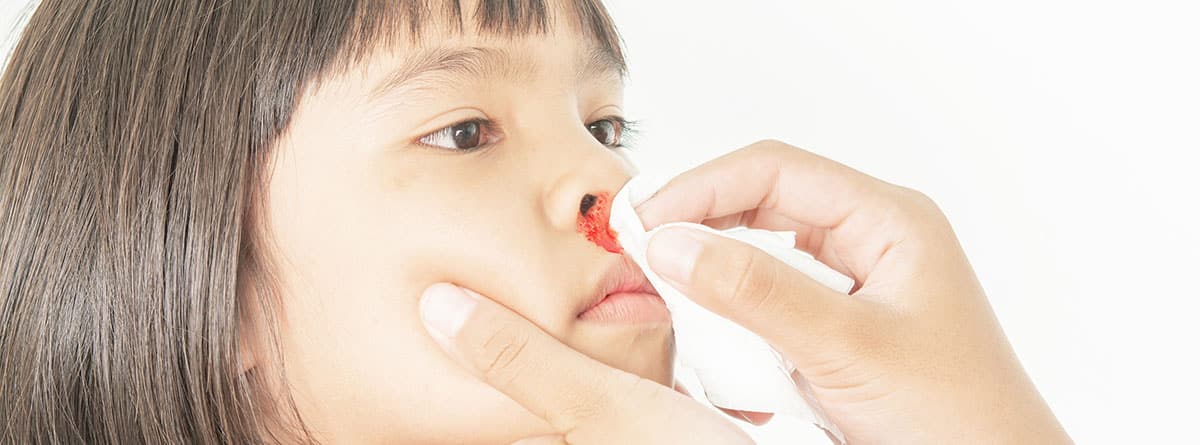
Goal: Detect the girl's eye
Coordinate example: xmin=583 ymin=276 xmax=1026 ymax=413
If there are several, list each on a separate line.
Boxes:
xmin=418 ymin=119 xmax=497 ymax=151
xmin=586 ymin=117 xmax=625 ymax=148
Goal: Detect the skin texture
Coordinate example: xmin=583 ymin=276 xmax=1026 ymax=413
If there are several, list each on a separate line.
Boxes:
xmin=251 ymin=25 xmax=674 ymax=444
xmin=421 ymin=142 xmax=1073 ymax=444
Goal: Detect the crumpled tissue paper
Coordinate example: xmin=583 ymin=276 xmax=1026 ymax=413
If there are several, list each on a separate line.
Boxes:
xmin=609 ymin=174 xmax=855 ymax=442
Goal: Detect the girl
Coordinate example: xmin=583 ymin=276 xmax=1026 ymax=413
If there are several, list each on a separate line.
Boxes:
xmin=0 ymin=1 xmax=670 ymax=443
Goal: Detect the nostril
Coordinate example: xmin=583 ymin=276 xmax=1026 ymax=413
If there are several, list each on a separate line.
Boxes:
xmin=580 ymin=193 xmax=598 ymax=216
xmin=576 ymin=192 xmax=622 ymax=254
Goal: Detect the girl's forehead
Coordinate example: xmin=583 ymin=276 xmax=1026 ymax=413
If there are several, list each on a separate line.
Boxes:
xmin=291 ymin=1 xmax=627 ymax=110
xmin=332 ymin=0 xmax=625 ymax=76
xmin=328 ymin=38 xmax=623 ymax=109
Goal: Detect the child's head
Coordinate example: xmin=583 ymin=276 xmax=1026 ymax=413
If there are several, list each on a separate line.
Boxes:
xmin=0 ymin=1 xmax=673 ymax=443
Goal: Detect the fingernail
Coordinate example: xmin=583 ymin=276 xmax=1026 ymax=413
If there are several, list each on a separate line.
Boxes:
xmin=736 ymin=411 xmax=753 ymax=424
xmin=419 ymin=283 xmax=478 ymax=339
xmin=647 ymin=228 xmax=704 ymax=285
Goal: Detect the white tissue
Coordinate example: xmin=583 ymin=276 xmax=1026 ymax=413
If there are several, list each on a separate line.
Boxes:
xmin=610 ymin=175 xmax=853 ymax=442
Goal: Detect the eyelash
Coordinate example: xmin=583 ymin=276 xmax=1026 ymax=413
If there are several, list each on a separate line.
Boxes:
xmin=591 ymin=115 xmax=640 ymax=150
xmin=415 ymin=118 xmax=501 ymax=152
xmin=415 ymin=116 xmax=640 ymax=152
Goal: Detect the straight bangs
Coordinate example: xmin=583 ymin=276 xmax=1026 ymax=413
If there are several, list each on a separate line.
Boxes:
xmin=257 ymin=0 xmax=626 ymax=136
xmin=344 ymin=0 xmax=625 ymax=65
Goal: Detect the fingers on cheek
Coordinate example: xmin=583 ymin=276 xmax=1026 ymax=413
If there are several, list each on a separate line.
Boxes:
xmin=467 ymin=313 xmax=533 ymax=383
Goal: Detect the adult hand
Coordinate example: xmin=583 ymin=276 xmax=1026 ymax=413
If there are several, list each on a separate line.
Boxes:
xmin=634 ymin=140 xmax=1072 ymax=444
xmin=418 ymin=283 xmax=753 ymax=445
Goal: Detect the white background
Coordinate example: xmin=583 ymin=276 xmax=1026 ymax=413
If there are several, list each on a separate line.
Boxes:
xmin=5 ymin=1 xmax=1198 ymax=443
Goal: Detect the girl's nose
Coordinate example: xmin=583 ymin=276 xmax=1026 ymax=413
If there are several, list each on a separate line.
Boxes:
xmin=580 ymin=193 xmax=598 ymax=216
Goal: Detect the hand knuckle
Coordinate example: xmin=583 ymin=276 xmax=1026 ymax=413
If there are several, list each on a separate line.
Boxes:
xmin=584 ymin=373 xmax=654 ymax=422
xmin=898 ymin=186 xmax=938 ymax=210
xmin=623 ymin=372 xmax=664 ymax=400
xmin=476 ymin=323 xmax=530 ymax=385
xmin=850 ymin=308 xmax=905 ymax=362
xmin=560 ymin=374 xmax=639 ymax=428
xmin=723 ymin=248 xmax=778 ymax=312
xmin=558 ymin=393 xmax=606 ymax=427
xmin=894 ymin=186 xmax=955 ymax=231
xmin=749 ymin=138 xmax=790 ymax=155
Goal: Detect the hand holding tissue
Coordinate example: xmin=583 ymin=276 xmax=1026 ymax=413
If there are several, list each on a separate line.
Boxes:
xmin=610 ymin=175 xmax=854 ymax=441
xmin=424 ymin=143 xmax=1070 ymax=444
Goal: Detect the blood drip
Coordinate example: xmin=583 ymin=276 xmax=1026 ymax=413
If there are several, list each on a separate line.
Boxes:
xmin=577 ymin=192 xmax=623 ymax=254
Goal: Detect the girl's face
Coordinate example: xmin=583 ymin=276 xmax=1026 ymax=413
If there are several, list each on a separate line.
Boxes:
xmin=257 ymin=20 xmax=673 ymax=444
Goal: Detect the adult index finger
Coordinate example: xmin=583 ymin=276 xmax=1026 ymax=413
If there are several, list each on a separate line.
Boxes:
xmin=419 ymin=283 xmax=644 ymax=434
xmin=635 ymin=140 xmax=895 ymax=232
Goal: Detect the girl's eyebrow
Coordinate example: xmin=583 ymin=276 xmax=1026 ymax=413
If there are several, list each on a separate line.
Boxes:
xmin=368 ymin=45 xmax=624 ymax=101
xmin=577 ymin=46 xmax=627 ymax=83
xmin=369 ymin=47 xmax=520 ymax=100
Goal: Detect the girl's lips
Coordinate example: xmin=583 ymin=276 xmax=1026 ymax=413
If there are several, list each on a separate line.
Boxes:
xmin=577 ymin=291 xmax=670 ymax=323
xmin=577 ymin=257 xmax=671 ymax=324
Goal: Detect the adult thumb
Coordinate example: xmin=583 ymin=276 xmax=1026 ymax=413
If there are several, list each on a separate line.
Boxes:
xmin=644 ymin=226 xmax=868 ymax=359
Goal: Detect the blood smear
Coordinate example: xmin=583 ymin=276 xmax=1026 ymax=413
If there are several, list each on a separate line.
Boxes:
xmin=577 ymin=192 xmax=623 ymax=254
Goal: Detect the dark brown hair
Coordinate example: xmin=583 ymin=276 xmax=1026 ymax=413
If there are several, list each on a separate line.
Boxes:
xmin=0 ymin=1 xmax=623 ymax=443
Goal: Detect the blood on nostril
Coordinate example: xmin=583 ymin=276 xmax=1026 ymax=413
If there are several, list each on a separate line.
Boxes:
xmin=580 ymin=193 xmax=598 ymax=216
xmin=576 ymin=192 xmax=623 ymax=254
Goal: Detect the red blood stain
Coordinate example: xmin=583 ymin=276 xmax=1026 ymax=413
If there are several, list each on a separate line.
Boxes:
xmin=577 ymin=192 xmax=623 ymax=254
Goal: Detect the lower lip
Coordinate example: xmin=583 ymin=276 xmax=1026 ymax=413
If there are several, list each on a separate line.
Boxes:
xmin=578 ymin=292 xmax=671 ymax=324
